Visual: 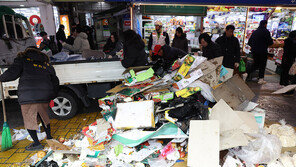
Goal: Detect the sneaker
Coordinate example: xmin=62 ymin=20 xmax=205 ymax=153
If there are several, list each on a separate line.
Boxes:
xmin=25 ymin=143 xmax=44 ymax=151
xmin=258 ymin=79 xmax=267 ymax=84
xmin=242 ymin=73 xmax=248 ymax=81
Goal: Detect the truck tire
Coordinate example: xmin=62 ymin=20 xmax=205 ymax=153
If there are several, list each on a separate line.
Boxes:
xmin=48 ymin=90 xmax=79 ymax=120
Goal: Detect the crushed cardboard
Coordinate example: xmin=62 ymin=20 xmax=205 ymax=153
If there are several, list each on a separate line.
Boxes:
xmin=213 ymin=74 xmax=255 ymax=110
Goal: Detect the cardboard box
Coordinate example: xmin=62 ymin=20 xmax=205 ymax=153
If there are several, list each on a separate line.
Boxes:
xmin=213 ymin=74 xmax=255 ymax=110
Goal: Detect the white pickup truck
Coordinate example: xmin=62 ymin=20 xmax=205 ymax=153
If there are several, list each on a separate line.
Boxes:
xmin=0 ymin=6 xmax=126 ymax=119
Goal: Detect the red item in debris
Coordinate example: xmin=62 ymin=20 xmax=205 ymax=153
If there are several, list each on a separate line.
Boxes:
xmin=160 ymin=142 xmax=175 ymax=159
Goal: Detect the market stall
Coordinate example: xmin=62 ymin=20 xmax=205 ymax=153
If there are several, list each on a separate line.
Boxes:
xmin=132 ymin=5 xmax=207 ymax=51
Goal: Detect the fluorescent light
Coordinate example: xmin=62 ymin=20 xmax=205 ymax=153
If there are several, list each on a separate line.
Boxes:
xmin=20 ymin=5 xmax=24 ymax=7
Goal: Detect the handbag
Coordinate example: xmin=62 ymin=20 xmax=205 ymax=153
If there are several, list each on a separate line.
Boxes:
xmin=289 ymin=61 xmax=296 ymax=75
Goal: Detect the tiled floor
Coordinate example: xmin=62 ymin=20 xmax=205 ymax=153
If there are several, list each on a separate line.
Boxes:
xmin=0 ymin=111 xmax=102 ymax=166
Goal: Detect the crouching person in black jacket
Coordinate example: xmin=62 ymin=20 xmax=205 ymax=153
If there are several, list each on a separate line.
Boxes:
xmin=121 ymin=30 xmax=148 ymax=68
xmin=0 ymin=47 xmax=59 ymax=151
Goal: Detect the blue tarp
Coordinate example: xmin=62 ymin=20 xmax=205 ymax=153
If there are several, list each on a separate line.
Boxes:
xmin=105 ymin=0 xmax=296 ymax=6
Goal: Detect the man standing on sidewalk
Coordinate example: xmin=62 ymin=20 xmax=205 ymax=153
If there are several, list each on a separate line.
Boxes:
xmin=247 ymin=20 xmax=274 ymax=84
xmin=216 ymin=25 xmax=240 ymax=81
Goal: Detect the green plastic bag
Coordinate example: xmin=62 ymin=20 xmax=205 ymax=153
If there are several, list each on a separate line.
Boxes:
xmin=239 ymin=59 xmax=246 ymax=72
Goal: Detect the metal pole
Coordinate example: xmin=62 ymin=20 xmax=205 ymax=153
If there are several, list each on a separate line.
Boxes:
xmin=242 ymin=7 xmax=249 ymax=53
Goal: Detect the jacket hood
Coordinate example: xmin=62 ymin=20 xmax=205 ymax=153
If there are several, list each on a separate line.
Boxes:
xmin=78 ymin=32 xmax=88 ymax=39
xmin=18 ymin=48 xmax=50 ymax=62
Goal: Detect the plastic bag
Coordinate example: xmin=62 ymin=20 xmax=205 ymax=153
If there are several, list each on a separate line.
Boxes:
xmin=265 ymin=119 xmax=296 ymax=147
xmin=230 ymin=131 xmax=282 ymax=165
xmin=12 ymin=129 xmax=29 ymax=141
xmin=239 ymin=59 xmax=246 ymax=72
xmin=188 ymin=80 xmax=215 ymax=102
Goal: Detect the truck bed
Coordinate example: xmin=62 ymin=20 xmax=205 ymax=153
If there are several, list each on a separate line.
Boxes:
xmin=1 ymin=59 xmax=126 ymax=98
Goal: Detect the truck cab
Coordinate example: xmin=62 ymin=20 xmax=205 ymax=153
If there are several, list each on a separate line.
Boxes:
xmin=0 ymin=6 xmax=126 ymax=120
xmin=0 ymin=6 xmax=36 ymax=65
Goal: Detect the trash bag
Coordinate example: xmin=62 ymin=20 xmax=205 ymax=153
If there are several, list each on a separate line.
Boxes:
xmin=188 ymin=80 xmax=215 ymax=102
xmin=230 ymin=131 xmax=282 ymax=165
xmin=166 ymin=95 xmax=209 ymax=132
xmin=48 ymin=160 xmax=59 ymax=167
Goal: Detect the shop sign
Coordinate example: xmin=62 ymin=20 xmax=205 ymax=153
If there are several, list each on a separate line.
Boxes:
xmin=105 ymin=0 xmax=296 ymax=6
xmin=102 ymin=19 xmax=108 ymax=26
xmin=124 ymin=20 xmax=131 ymax=26
xmin=60 ymin=15 xmax=71 ymax=37
xmin=29 ymin=15 xmax=41 ymax=26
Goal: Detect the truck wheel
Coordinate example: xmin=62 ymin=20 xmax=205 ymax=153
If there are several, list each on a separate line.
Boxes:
xmin=48 ymin=90 xmax=79 ymax=120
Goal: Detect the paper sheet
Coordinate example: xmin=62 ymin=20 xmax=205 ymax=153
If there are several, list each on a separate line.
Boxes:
xmin=115 ymin=100 xmax=154 ymax=129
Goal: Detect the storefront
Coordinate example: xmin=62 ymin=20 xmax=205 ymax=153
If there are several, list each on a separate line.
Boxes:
xmin=131 ymin=5 xmax=207 ymax=52
xmin=127 ymin=1 xmax=296 ymax=72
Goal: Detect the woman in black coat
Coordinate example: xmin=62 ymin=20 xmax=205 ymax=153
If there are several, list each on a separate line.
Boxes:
xmin=103 ymin=32 xmax=123 ymax=58
xmin=172 ymin=27 xmax=188 ymax=53
xmin=280 ymin=30 xmax=296 ymax=94
xmin=56 ymin=25 xmax=66 ymax=52
xmin=121 ymin=30 xmax=148 ymax=68
xmin=199 ymin=33 xmax=222 ymax=60
xmin=0 ymin=47 xmax=59 ymax=151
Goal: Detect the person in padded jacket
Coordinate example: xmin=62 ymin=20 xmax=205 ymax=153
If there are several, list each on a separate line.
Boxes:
xmin=153 ymin=44 xmax=187 ymax=71
xmin=172 ymin=27 xmax=188 ymax=53
xmin=0 ymin=47 xmax=59 ymax=151
xmin=199 ymin=33 xmax=222 ymax=60
xmin=121 ymin=30 xmax=148 ymax=68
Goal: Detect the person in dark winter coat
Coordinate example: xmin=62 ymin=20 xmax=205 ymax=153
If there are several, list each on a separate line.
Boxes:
xmin=199 ymin=33 xmax=222 ymax=60
xmin=280 ymin=30 xmax=296 ymax=94
xmin=0 ymin=47 xmax=59 ymax=151
xmin=56 ymin=25 xmax=66 ymax=52
xmin=216 ymin=25 xmax=240 ymax=70
xmin=103 ymin=32 xmax=123 ymax=58
xmin=39 ymin=31 xmax=59 ymax=55
xmin=121 ymin=30 xmax=148 ymax=68
xmin=248 ymin=20 xmax=274 ymax=84
xmin=172 ymin=27 xmax=188 ymax=53
xmin=154 ymin=44 xmax=187 ymax=71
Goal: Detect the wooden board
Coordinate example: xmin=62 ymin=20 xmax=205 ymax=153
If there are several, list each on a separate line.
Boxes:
xmin=187 ymin=120 xmax=219 ymax=167
xmin=213 ymin=74 xmax=255 ymax=110
xmin=46 ymin=139 xmax=71 ymax=150
xmin=272 ymin=84 xmax=296 ymax=94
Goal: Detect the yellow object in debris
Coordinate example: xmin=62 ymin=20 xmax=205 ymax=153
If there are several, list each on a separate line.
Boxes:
xmin=88 ymin=144 xmax=105 ymax=151
xmin=175 ymin=87 xmax=201 ymax=98
xmin=37 ymin=151 xmax=46 ymax=158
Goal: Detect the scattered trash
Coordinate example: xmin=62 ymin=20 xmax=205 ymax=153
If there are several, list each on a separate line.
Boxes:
xmin=23 ymin=54 xmax=292 ymax=167
xmin=266 ymin=120 xmax=296 ymax=147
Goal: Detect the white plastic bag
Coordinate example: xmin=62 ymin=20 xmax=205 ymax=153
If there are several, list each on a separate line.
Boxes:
xmin=188 ymin=80 xmax=215 ymax=102
xmin=231 ymin=131 xmax=282 ymax=165
xmin=265 ymin=120 xmax=296 ymax=147
xmin=12 ymin=129 xmax=29 ymax=141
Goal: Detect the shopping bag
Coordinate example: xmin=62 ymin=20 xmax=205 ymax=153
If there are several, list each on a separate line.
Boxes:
xmin=289 ymin=62 xmax=296 ymax=75
xmin=239 ymin=59 xmax=246 ymax=72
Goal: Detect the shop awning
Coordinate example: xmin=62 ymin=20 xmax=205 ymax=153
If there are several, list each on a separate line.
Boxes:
xmin=105 ymin=0 xmax=296 ymax=7
xmin=141 ymin=5 xmax=207 ymax=16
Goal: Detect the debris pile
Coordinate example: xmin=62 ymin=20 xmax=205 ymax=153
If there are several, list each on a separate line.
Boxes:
xmin=24 ymin=55 xmax=296 ymax=167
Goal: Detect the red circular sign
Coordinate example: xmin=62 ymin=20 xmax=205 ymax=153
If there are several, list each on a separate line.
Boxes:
xmin=29 ymin=15 xmax=41 ymax=26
